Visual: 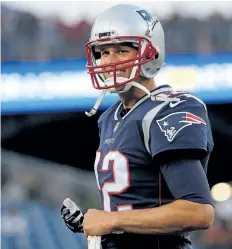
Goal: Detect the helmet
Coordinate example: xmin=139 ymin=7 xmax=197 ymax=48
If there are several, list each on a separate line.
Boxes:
xmin=85 ymin=4 xmax=165 ymax=92
xmin=84 ymin=4 xmax=165 ymax=117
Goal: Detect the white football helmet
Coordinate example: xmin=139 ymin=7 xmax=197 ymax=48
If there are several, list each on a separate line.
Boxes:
xmin=84 ymin=4 xmax=165 ymax=116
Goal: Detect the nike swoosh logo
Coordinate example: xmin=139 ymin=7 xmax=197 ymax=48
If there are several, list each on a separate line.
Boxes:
xmin=169 ymin=100 xmax=186 ymax=108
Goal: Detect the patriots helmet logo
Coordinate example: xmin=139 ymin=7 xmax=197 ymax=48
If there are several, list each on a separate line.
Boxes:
xmin=157 ymin=112 xmax=206 ymax=142
xmin=136 ymin=9 xmax=154 ymax=22
xmin=135 ymin=9 xmax=158 ymax=25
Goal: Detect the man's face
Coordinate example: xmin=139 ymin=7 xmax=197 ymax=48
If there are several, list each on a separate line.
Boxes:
xmin=95 ymin=43 xmax=138 ymax=80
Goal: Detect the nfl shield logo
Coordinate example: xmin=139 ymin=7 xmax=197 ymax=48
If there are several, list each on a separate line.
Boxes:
xmin=113 ymin=122 xmax=120 ymax=132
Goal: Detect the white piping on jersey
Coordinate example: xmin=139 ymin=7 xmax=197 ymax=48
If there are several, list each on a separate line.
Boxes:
xmin=114 ymin=87 xmax=173 ymax=121
xmin=142 ymin=101 xmax=170 ymax=154
xmin=114 ymin=102 xmax=123 ymax=120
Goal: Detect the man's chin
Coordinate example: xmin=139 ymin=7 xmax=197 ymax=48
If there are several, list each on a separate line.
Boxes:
xmin=104 ymin=76 xmax=127 ymax=89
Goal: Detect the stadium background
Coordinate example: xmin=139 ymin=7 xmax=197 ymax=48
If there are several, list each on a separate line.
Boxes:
xmin=1 ymin=1 xmax=232 ymax=249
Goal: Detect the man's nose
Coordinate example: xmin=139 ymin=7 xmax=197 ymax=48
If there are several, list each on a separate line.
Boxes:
xmin=105 ymin=52 xmax=119 ymax=64
xmin=104 ymin=52 xmax=119 ymax=72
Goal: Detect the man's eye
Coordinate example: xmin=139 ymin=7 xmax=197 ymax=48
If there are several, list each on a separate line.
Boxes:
xmin=101 ymin=51 xmax=109 ymax=56
xmin=119 ymin=50 xmax=127 ymax=54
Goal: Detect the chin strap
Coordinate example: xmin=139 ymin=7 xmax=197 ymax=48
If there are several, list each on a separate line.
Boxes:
xmin=85 ymin=80 xmax=153 ymax=117
xmin=85 ymin=89 xmax=108 ymax=117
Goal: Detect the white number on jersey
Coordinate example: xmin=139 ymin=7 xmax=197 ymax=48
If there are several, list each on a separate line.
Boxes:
xmin=94 ymin=150 xmax=132 ymax=212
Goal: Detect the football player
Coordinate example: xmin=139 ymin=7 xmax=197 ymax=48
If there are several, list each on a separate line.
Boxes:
xmin=61 ymin=4 xmax=215 ymax=249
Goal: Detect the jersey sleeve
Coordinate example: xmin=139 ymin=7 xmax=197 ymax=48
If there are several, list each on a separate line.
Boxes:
xmin=160 ymin=158 xmax=214 ymax=206
xmin=144 ymin=98 xmax=210 ymax=158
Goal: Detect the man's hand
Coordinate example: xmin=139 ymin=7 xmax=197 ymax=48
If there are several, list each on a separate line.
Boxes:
xmin=83 ymin=209 xmax=119 ymax=236
xmin=61 ymin=198 xmax=84 ymax=233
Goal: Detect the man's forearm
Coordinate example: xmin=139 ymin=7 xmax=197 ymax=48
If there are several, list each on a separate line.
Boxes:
xmin=112 ymin=200 xmax=214 ymax=234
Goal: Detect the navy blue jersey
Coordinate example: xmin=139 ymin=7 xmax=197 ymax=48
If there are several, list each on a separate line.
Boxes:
xmin=94 ymin=85 xmax=214 ymax=249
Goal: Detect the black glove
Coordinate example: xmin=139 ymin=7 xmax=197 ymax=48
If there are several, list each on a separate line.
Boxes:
xmin=61 ymin=198 xmax=84 ymax=233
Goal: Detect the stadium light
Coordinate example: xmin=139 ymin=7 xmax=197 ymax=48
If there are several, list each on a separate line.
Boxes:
xmin=211 ymin=182 xmax=232 ymax=202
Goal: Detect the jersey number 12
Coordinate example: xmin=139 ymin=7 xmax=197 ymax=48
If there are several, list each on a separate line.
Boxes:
xmin=94 ymin=150 xmax=132 ymax=212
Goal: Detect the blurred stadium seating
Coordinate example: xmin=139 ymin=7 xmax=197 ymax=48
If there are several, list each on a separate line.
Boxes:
xmin=1 ymin=3 xmax=232 ymax=61
xmin=1 ymin=149 xmax=97 ymax=249
xmin=1 ymin=202 xmax=87 ymax=249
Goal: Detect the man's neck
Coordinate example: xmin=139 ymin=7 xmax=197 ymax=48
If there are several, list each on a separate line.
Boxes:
xmin=119 ymin=79 xmax=157 ymax=109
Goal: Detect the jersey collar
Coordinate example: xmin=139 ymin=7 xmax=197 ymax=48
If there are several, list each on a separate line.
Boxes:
xmin=114 ymin=84 xmax=173 ymax=121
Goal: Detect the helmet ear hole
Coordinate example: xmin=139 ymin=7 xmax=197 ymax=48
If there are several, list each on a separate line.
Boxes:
xmin=155 ymin=52 xmax=159 ymax=59
xmin=92 ymin=46 xmax=101 ymax=60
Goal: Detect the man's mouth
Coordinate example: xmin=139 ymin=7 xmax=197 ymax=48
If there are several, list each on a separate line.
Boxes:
xmin=107 ymin=70 xmax=126 ymax=78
